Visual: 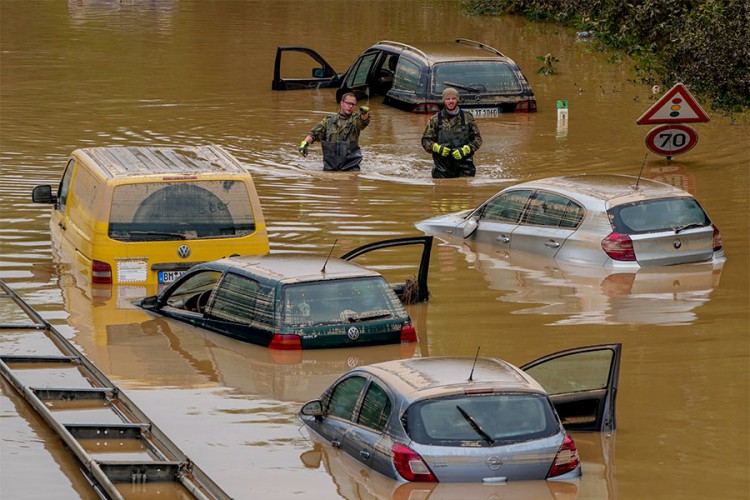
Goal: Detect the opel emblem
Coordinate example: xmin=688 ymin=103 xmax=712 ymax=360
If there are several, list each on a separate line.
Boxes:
xmin=673 ymin=239 xmax=682 ymax=249
xmin=177 ymin=244 xmax=191 ymax=259
xmin=487 ymin=456 xmax=503 ymax=470
xmin=347 ymin=326 xmax=360 ymax=340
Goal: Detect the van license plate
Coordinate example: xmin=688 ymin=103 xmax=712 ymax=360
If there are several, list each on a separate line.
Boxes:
xmin=159 ymin=271 xmax=184 ymax=284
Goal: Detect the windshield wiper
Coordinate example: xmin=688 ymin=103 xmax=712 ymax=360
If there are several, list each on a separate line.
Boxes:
xmin=456 ymin=405 xmax=495 ymax=445
xmin=674 ymin=222 xmax=705 ymax=234
xmin=357 ymin=309 xmax=392 ymax=321
xmin=125 ymin=231 xmax=186 ymax=241
xmin=443 ymin=81 xmax=481 ymax=93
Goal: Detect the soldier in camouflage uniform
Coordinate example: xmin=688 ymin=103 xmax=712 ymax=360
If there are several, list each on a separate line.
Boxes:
xmin=421 ymin=87 xmax=482 ymax=178
xmin=299 ymin=93 xmax=371 ymax=171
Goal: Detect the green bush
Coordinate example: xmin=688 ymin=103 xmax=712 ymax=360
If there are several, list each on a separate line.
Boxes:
xmin=461 ymin=0 xmax=750 ymax=112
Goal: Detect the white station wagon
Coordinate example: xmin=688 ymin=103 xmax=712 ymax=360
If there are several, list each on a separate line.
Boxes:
xmin=416 ymin=174 xmax=724 ymax=268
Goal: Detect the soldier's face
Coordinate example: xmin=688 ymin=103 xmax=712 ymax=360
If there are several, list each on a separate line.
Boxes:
xmin=340 ymin=97 xmax=357 ymax=115
xmin=443 ymin=96 xmax=458 ymax=111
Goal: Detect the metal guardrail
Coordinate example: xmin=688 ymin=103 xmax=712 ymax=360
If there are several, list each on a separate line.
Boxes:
xmin=0 ymin=280 xmax=232 ymax=500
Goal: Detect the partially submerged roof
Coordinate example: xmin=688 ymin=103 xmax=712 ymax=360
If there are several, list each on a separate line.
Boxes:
xmin=74 ymin=145 xmax=247 ymax=179
xmin=209 ymin=254 xmax=382 ymax=283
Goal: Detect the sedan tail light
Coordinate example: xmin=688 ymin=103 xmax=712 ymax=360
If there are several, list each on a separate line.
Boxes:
xmin=391 ymin=443 xmax=437 ymax=482
xmin=92 ymin=260 xmax=113 ymax=284
xmin=601 ymin=232 xmax=636 ymax=261
xmin=268 ymin=334 xmax=302 ymax=350
xmin=712 ymin=224 xmax=723 ymax=251
xmin=400 ymin=322 xmax=417 ymax=343
xmin=546 ymin=434 xmax=580 ymax=478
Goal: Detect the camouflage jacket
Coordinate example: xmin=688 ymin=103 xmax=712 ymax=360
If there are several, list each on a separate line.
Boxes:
xmin=309 ymin=112 xmax=370 ymax=144
xmin=421 ymin=108 xmax=482 ymax=153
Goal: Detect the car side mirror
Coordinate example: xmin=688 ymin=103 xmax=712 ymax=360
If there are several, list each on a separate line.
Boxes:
xmin=463 ymin=218 xmax=479 ymax=239
xmin=139 ymin=295 xmax=158 ymax=310
xmin=32 ymin=185 xmax=56 ymax=204
xmin=300 ymin=400 xmax=323 ymax=417
xmin=312 ymin=67 xmax=326 ymax=78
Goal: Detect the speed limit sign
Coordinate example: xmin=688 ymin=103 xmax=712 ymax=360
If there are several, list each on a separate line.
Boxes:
xmin=645 ymin=124 xmax=698 ymax=157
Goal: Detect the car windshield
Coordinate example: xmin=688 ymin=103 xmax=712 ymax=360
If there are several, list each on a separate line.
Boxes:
xmin=608 ymin=197 xmax=710 ymax=234
xmin=433 ymin=61 xmax=521 ymax=94
xmin=108 ymin=181 xmax=256 ymax=242
xmin=404 ymin=393 xmax=558 ymax=446
xmin=281 ymin=277 xmax=404 ymax=327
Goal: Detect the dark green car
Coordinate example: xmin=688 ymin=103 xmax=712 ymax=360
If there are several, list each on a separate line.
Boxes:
xmin=138 ymin=237 xmax=432 ymax=350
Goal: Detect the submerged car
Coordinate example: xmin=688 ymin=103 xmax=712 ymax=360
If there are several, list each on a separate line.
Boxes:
xmin=300 ymin=343 xmax=621 ymax=483
xmin=137 ymin=237 xmax=432 ymax=350
xmin=417 ymin=174 xmax=724 ymax=268
xmin=272 ymin=38 xmax=536 ymax=115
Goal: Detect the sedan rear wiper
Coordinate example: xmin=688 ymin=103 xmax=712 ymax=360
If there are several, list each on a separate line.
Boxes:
xmin=443 ymin=81 xmax=481 ymax=93
xmin=357 ymin=309 xmax=393 ymax=321
xmin=456 ymin=405 xmax=495 ymax=445
xmin=674 ymin=222 xmax=706 ymax=234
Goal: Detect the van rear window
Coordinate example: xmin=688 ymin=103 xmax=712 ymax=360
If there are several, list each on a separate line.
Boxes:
xmin=108 ymin=181 xmax=256 ymax=242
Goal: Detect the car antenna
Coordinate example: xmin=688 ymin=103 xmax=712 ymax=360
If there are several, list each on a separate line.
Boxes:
xmin=468 ymin=346 xmax=481 ymax=382
xmin=634 ymin=153 xmax=648 ymax=189
xmin=321 ymin=239 xmax=338 ymax=274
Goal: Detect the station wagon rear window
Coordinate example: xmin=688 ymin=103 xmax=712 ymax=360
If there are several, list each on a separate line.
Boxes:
xmin=433 ymin=62 xmax=522 ymax=94
xmin=608 ymin=197 xmax=710 ymax=235
xmin=108 ymin=181 xmax=256 ymax=242
xmin=281 ymin=277 xmax=405 ymax=327
xmin=405 ymin=393 xmax=558 ymax=446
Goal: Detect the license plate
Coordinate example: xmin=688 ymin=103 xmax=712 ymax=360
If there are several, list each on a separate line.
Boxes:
xmin=159 ymin=270 xmax=184 ymax=284
xmin=469 ymin=108 xmax=500 ymax=118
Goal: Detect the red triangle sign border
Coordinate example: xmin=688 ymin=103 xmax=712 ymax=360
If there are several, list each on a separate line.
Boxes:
xmin=636 ymin=83 xmax=710 ymax=125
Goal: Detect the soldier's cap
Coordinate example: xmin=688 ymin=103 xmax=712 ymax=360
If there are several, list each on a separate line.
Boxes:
xmin=442 ymin=87 xmax=459 ymax=100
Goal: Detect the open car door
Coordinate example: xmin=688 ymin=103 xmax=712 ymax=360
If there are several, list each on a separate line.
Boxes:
xmin=272 ymin=46 xmax=343 ymax=90
xmin=521 ymin=343 xmax=621 ymax=432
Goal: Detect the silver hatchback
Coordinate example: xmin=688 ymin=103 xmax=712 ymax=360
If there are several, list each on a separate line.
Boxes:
xmin=416 ymin=174 xmax=724 ymax=268
xmin=300 ymin=343 xmax=621 ymax=483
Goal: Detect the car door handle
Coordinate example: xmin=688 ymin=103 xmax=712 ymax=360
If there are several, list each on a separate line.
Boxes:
xmin=331 ymin=440 xmax=341 ymax=448
xmin=496 ymin=235 xmax=510 ymax=243
xmin=359 ymin=450 xmax=371 ymax=460
xmin=544 ymin=240 xmax=560 ymax=248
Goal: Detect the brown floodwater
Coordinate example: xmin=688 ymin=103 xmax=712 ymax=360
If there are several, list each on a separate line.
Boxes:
xmin=1 ymin=1 xmax=748 ymax=499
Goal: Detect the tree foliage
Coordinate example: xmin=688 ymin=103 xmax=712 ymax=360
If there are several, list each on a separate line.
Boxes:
xmin=461 ymin=0 xmax=750 ymax=111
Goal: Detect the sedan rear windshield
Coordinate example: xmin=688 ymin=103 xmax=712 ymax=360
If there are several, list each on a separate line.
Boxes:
xmin=608 ymin=197 xmax=710 ymax=235
xmin=281 ymin=277 xmax=405 ymax=327
xmin=404 ymin=393 xmax=558 ymax=446
xmin=108 ymin=181 xmax=256 ymax=242
xmin=433 ymin=62 xmax=521 ymax=94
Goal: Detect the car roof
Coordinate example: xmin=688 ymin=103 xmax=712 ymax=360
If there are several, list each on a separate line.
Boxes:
xmin=507 ymin=174 xmax=694 ymax=207
xmin=74 ymin=145 xmax=247 ymax=179
xmin=357 ymin=357 xmax=546 ymax=404
xmin=204 ymin=254 xmax=383 ymax=284
xmin=369 ymin=39 xmax=514 ymax=64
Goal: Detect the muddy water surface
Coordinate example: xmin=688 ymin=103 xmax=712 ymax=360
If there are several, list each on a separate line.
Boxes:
xmin=1 ymin=1 xmax=748 ymax=499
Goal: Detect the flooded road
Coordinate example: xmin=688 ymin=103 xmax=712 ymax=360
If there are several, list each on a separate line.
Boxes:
xmin=1 ymin=1 xmax=748 ymax=499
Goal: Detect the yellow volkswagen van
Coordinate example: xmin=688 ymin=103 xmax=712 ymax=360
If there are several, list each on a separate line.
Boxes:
xmin=32 ymin=145 xmax=269 ymax=285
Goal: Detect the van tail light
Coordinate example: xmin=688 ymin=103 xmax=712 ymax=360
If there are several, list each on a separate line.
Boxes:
xmin=268 ymin=334 xmax=302 ymax=350
xmin=400 ymin=322 xmax=417 ymax=343
xmin=712 ymin=224 xmax=723 ymax=251
xmin=601 ymin=232 xmax=636 ymax=261
xmin=546 ymin=434 xmax=580 ymax=479
xmin=412 ymin=103 xmax=441 ymax=114
xmin=514 ymin=99 xmax=537 ymax=112
xmin=92 ymin=260 xmax=112 ymax=284
xmin=391 ymin=443 xmax=437 ymax=482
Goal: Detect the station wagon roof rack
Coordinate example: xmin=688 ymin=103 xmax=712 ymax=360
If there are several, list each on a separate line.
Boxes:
xmin=374 ymin=40 xmax=428 ymax=59
xmin=455 ymin=38 xmax=506 ymax=58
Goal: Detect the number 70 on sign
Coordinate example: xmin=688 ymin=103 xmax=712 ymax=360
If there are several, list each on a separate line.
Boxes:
xmin=645 ymin=124 xmax=699 ymax=157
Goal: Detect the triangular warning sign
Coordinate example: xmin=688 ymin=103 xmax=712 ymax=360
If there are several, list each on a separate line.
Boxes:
xmin=637 ymin=82 xmax=710 ymax=125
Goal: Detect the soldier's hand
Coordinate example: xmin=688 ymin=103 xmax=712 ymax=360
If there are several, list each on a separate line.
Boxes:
xmin=299 ymin=140 xmax=309 ymax=157
xmin=432 ymin=143 xmax=451 ymax=157
xmin=452 ymin=145 xmax=471 ymax=160
xmin=359 ymin=106 xmax=369 ymax=115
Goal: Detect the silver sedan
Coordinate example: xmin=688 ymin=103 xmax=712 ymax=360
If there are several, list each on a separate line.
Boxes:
xmin=417 ymin=174 xmax=724 ymax=268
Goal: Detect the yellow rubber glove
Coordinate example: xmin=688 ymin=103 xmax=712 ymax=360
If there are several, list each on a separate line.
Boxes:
xmin=299 ymin=140 xmax=309 ymax=156
xmin=452 ymin=145 xmax=471 ymax=160
xmin=359 ymin=106 xmax=369 ymax=115
xmin=432 ymin=143 xmax=451 ymax=157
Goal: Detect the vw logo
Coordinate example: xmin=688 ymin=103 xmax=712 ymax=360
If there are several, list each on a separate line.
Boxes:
xmin=487 ymin=456 xmax=503 ymax=470
xmin=673 ymin=239 xmax=682 ymax=249
xmin=177 ymin=245 xmax=192 ymax=259
xmin=347 ymin=326 xmax=360 ymax=340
